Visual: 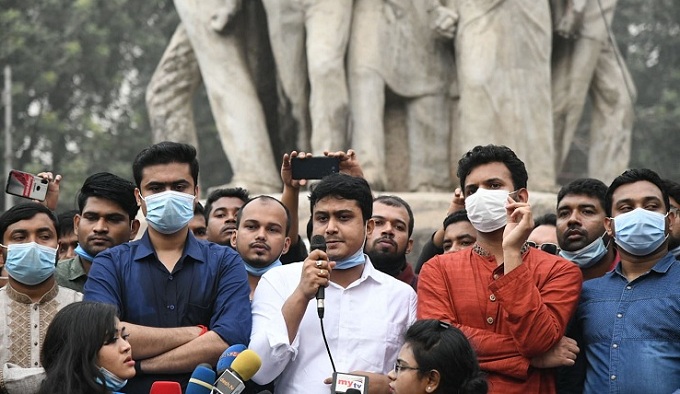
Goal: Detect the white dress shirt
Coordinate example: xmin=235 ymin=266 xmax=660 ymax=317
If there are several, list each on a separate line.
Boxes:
xmin=250 ymin=256 xmax=417 ymax=393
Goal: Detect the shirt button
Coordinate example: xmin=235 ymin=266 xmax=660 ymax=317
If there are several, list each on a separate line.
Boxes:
xmin=493 ymin=274 xmax=500 ymax=280
xmin=486 ymin=317 xmax=494 ymax=325
xmin=610 ymin=375 xmax=617 ymax=381
xmin=612 ymin=343 xmax=618 ymax=349
xmin=33 ymin=305 xmax=38 ymax=311
xmin=489 ymin=294 xmax=496 ymax=302
xmin=626 ymin=285 xmax=632 ymax=290
xmin=168 ymin=275 xmax=173 ymax=281
xmin=617 ymin=313 xmax=623 ymax=318
xmin=168 ymin=305 xmax=175 ymax=310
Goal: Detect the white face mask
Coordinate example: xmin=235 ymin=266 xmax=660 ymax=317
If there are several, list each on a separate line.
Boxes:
xmin=465 ymin=189 xmax=510 ymax=233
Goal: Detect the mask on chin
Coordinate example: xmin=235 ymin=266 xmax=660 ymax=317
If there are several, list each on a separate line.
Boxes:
xmin=559 ymin=235 xmax=608 ymax=268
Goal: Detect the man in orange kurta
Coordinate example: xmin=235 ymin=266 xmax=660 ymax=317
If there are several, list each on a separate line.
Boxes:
xmin=418 ymin=145 xmax=582 ymax=393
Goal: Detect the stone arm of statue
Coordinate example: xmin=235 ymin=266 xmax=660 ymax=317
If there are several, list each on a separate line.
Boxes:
xmin=555 ymin=0 xmax=586 ymax=38
xmin=210 ymin=0 xmax=243 ymax=32
xmin=428 ymin=1 xmax=458 ymax=40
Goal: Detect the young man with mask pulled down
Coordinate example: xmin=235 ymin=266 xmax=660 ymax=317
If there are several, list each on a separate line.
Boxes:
xmin=84 ymin=142 xmax=251 ymax=392
xmin=0 ymin=203 xmax=82 ymax=393
xmin=417 ymin=145 xmax=583 ymax=394
xmin=574 ymin=169 xmax=680 ymax=393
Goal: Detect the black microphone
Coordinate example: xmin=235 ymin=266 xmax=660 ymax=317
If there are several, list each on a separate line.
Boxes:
xmin=310 ymin=235 xmax=327 ymax=318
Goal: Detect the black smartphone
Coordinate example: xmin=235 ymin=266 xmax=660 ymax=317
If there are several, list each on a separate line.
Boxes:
xmin=5 ymin=170 xmax=49 ymax=201
xmin=291 ymin=157 xmax=340 ymax=180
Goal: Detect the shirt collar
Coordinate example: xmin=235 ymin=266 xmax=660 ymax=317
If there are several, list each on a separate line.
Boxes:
xmin=473 ymin=242 xmax=530 ymax=258
xmin=68 ymin=255 xmax=88 ymax=281
xmin=134 ymin=230 xmax=204 ymax=263
xmin=6 ymin=280 xmax=59 ymax=304
xmin=613 ymin=252 xmax=677 ymax=277
xmin=361 ymin=256 xmax=388 ymax=285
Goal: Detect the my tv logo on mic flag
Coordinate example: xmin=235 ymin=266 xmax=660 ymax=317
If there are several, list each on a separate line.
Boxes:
xmin=331 ymin=372 xmax=368 ymax=394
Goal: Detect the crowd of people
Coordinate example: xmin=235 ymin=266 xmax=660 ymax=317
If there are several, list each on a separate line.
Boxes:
xmin=0 ymin=141 xmax=678 ymax=394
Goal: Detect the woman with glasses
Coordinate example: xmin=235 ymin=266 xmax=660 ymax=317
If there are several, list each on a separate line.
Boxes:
xmin=38 ymin=302 xmax=135 ymax=394
xmin=388 ymin=319 xmax=487 ymax=394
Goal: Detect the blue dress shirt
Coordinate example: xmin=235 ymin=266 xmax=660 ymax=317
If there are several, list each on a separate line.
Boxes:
xmin=576 ymin=253 xmax=680 ymax=394
xmin=84 ymin=231 xmax=252 ymax=392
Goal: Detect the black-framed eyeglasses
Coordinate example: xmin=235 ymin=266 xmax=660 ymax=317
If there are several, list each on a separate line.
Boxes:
xmin=526 ymin=241 xmax=560 ymax=255
xmin=394 ymin=363 xmax=420 ymax=374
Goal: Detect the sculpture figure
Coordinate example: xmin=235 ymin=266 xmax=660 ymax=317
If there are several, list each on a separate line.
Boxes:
xmin=551 ymin=0 xmax=636 ymax=184
xmin=146 ymin=0 xmax=280 ymax=192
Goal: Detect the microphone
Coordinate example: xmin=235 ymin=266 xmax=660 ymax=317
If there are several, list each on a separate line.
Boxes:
xmin=212 ymin=349 xmax=262 ymax=394
xmin=310 ymin=235 xmax=327 ymax=318
xmin=186 ymin=363 xmax=216 ymax=394
xmin=331 ymin=372 xmax=369 ymax=394
xmin=149 ymin=381 xmax=182 ymax=394
xmin=216 ymin=344 xmax=248 ymax=374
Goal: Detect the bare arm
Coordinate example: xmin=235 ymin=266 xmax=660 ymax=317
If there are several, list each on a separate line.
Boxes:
xmin=281 ymin=151 xmax=311 ymax=245
xmin=124 ymin=322 xmax=201 ymax=360
xmin=139 ymin=331 xmax=228 ymax=374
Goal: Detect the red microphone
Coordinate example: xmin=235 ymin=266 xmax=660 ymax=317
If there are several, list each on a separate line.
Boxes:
xmin=149 ymin=381 xmax=182 ymax=394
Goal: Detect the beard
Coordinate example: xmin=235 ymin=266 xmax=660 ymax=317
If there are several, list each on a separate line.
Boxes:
xmin=366 ymin=249 xmax=407 ymax=278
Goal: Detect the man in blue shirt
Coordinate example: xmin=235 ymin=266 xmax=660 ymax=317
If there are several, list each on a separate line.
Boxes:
xmin=84 ymin=142 xmax=252 ymax=392
xmin=576 ymin=168 xmax=680 ymax=393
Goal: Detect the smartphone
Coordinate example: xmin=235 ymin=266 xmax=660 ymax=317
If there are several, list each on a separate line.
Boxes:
xmin=291 ymin=157 xmax=340 ymax=180
xmin=5 ymin=170 xmax=49 ymax=201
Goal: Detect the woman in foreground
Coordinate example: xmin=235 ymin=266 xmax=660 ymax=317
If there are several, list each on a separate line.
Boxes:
xmin=388 ymin=319 xmax=487 ymax=394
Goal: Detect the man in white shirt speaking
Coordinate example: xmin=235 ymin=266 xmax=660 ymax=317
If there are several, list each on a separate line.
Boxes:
xmin=249 ymin=172 xmax=417 ymax=393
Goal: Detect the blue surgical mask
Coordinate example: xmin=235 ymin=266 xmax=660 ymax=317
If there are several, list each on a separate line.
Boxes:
xmin=334 ymin=247 xmax=367 ymax=270
xmin=142 ymin=191 xmax=195 ymax=234
xmin=96 ymin=366 xmax=127 ymax=391
xmin=612 ymin=208 xmax=668 ymax=256
xmin=559 ymin=235 xmax=608 ymax=268
xmin=244 ymin=259 xmax=282 ymax=277
xmin=3 ymin=242 xmax=56 ymax=285
xmin=74 ymin=244 xmax=96 ymax=262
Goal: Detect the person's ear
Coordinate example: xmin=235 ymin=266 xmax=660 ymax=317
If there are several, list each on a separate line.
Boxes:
xmin=604 ymin=216 xmax=614 ymax=237
xmin=129 ymin=219 xmax=141 ymax=241
xmin=73 ymin=214 xmax=81 ymax=233
xmin=230 ymin=231 xmax=238 ymax=249
xmin=282 ymin=237 xmax=291 ymax=255
xmin=515 ymin=188 xmax=529 ymax=203
xmin=134 ymin=188 xmax=143 ymax=207
xmin=405 ymin=238 xmax=414 ymax=255
xmin=425 ymin=369 xmax=441 ymax=393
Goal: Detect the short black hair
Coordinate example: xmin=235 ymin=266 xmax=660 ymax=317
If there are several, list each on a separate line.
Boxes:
xmin=457 ymin=145 xmax=528 ymax=191
xmin=373 ymin=195 xmax=415 ymax=237
xmin=132 ymin=141 xmax=199 ymax=188
xmin=76 ymin=172 xmax=139 ymax=221
xmin=605 ymin=168 xmax=670 ymax=216
xmin=57 ymin=210 xmax=78 ymax=238
xmin=205 ymin=187 xmax=250 ymax=220
xmin=556 ymin=178 xmax=608 ymax=211
xmin=194 ymin=201 xmax=205 ymax=217
xmin=0 ymin=202 xmax=58 ymax=242
xmin=661 ymin=179 xmax=680 ymax=204
xmin=309 ymin=173 xmax=373 ymax=222
xmin=236 ymin=196 xmax=291 ymax=236
xmin=443 ymin=209 xmax=470 ymax=229
xmin=533 ymin=213 xmax=556 ymax=229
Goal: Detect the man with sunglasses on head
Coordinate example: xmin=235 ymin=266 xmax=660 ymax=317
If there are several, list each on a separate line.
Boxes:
xmin=417 ymin=145 xmax=582 ymax=394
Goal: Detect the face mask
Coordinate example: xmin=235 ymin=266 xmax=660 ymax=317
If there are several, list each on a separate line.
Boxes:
xmin=334 ymin=247 xmax=367 ymax=270
xmin=74 ymin=244 xmax=96 ymax=262
xmin=559 ymin=235 xmax=608 ymax=268
xmin=465 ymin=189 xmax=510 ymax=233
xmin=3 ymin=242 xmax=56 ymax=285
xmin=244 ymin=259 xmax=282 ymax=277
xmin=142 ymin=191 xmax=195 ymax=234
xmin=96 ymin=366 xmax=127 ymax=391
xmin=611 ymin=208 xmax=668 ymax=256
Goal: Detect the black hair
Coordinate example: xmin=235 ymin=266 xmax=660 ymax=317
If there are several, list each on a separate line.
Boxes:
xmin=132 ymin=141 xmax=199 ymax=188
xmin=374 ymin=195 xmax=415 ymax=237
xmin=605 ymin=168 xmax=669 ymax=216
xmin=556 ymin=178 xmax=608 ymax=211
xmin=39 ymin=302 xmax=121 ymax=394
xmin=456 ymin=145 xmax=528 ymax=191
xmin=57 ymin=210 xmax=79 ymax=238
xmin=194 ymin=201 xmax=205 ymax=216
xmin=0 ymin=203 xmax=58 ymax=242
xmin=443 ymin=209 xmax=470 ymax=229
xmin=661 ymin=179 xmax=680 ymax=204
xmin=236 ymin=196 xmax=292 ymax=236
xmin=405 ymin=320 xmax=487 ymax=394
xmin=204 ymin=187 xmax=250 ymax=220
xmin=533 ymin=213 xmax=556 ymax=229
xmin=77 ymin=172 xmax=139 ymax=221
xmin=309 ymin=173 xmax=373 ymax=222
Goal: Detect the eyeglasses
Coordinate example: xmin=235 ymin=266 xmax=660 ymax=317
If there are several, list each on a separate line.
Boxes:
xmin=526 ymin=241 xmax=560 ymax=255
xmin=394 ymin=363 xmax=420 ymax=374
